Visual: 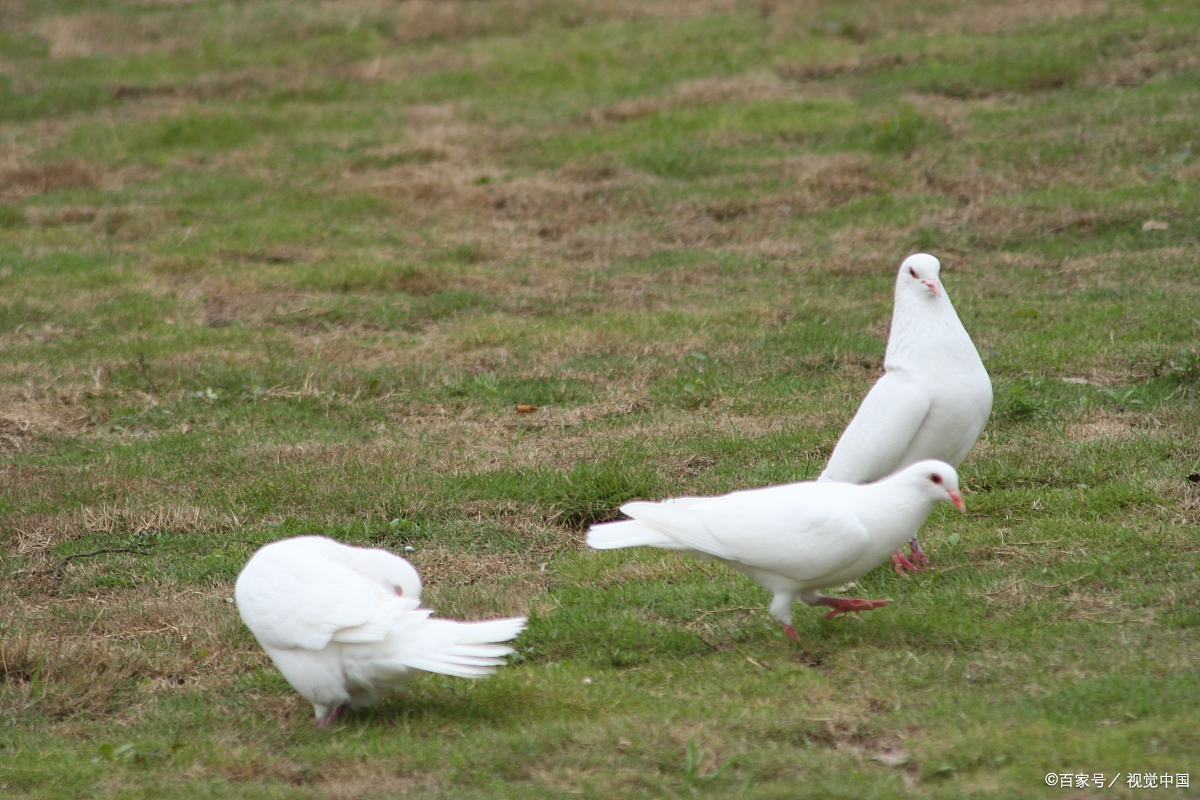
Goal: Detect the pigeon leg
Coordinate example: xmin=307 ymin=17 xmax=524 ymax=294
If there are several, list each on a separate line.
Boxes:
xmin=891 ymin=549 xmax=921 ymax=577
xmin=781 ymin=623 xmax=801 ymax=642
xmin=315 ymin=705 xmax=345 ymax=729
xmin=908 ymin=536 xmax=931 ymax=568
xmin=816 ymin=596 xmax=889 ymax=619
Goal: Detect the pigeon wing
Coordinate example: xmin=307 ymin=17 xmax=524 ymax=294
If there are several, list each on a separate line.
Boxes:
xmin=821 ymin=369 xmax=932 ymax=483
xmin=235 ymin=549 xmax=390 ymax=652
xmin=622 ymin=490 xmax=870 ymax=581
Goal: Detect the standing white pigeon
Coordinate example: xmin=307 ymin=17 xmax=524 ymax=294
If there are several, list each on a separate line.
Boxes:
xmin=819 ymin=253 xmax=991 ymax=575
xmin=235 ymin=536 xmax=526 ymax=727
xmin=587 ymin=460 xmax=965 ymax=642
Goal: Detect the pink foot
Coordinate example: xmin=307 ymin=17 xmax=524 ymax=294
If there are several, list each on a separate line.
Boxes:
xmin=816 ymin=596 xmax=890 ymax=619
xmin=891 ymin=549 xmax=921 ymax=577
xmin=909 ymin=536 xmax=931 ymax=568
xmin=315 ymin=705 xmax=345 ymax=729
xmin=782 ymin=623 xmax=800 ymax=642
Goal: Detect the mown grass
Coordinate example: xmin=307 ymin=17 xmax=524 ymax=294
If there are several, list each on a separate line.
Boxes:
xmin=1 ymin=0 xmax=1198 ymax=797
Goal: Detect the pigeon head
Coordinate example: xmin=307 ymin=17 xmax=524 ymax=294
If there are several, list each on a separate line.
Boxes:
xmin=897 ymin=253 xmax=943 ymax=299
xmin=898 ymin=459 xmax=965 ymax=513
xmin=374 ymin=555 xmax=423 ymax=598
xmin=337 ymin=544 xmax=423 ymax=598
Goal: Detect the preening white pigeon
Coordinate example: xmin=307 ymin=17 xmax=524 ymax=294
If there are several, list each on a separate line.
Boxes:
xmin=587 ymin=460 xmax=965 ymax=642
xmin=819 ymin=253 xmax=991 ymax=575
xmin=235 ymin=536 xmax=526 ymax=727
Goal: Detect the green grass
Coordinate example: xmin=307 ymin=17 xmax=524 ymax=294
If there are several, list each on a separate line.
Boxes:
xmin=1 ymin=0 xmax=1199 ymax=797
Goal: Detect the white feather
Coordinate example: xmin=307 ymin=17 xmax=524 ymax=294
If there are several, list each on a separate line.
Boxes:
xmin=587 ymin=461 xmax=962 ymax=629
xmin=235 ymin=536 xmax=526 ymax=722
xmin=820 ymin=253 xmax=992 ymax=484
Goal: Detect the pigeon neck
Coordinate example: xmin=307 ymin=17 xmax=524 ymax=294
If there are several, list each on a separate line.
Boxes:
xmin=884 ymin=288 xmax=975 ymax=372
xmin=859 ymin=482 xmax=938 ymax=549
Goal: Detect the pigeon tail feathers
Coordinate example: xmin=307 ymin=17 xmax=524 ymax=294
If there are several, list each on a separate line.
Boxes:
xmin=327 ymin=597 xmax=433 ymax=644
xmin=587 ymin=518 xmax=684 ymax=550
xmin=386 ymin=617 xmax=527 ymax=680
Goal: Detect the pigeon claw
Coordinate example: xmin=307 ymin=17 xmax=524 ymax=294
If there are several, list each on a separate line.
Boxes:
xmin=782 ymin=623 xmax=801 ymax=642
xmin=908 ymin=536 xmax=931 ymax=568
xmin=316 ymin=705 xmax=346 ymax=729
xmin=816 ymin=596 xmax=890 ymax=619
xmin=891 ymin=549 xmax=921 ymax=577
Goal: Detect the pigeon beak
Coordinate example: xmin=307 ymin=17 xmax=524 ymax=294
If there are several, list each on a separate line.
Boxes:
xmin=948 ymin=489 xmax=966 ymax=513
xmin=923 ymin=279 xmax=941 ymax=297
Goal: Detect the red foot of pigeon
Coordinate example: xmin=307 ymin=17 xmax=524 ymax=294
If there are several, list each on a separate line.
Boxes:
xmin=816 ymin=596 xmax=890 ymax=619
xmin=909 ymin=537 xmax=931 ymax=568
xmin=782 ymin=623 xmax=800 ymax=642
xmin=891 ymin=549 xmax=921 ymax=577
xmin=316 ymin=705 xmax=345 ymax=729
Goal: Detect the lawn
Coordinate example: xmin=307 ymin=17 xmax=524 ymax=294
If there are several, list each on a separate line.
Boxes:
xmin=1 ymin=0 xmax=1198 ymax=797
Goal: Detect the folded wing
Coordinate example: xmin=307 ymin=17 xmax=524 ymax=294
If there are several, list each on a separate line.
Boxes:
xmin=821 ymin=370 xmax=932 ymax=483
xmin=593 ymin=485 xmax=872 ymax=581
xmin=235 ymin=547 xmax=397 ymax=651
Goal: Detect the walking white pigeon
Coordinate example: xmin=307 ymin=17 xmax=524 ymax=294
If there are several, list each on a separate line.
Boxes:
xmin=587 ymin=460 xmax=965 ymax=642
xmin=819 ymin=253 xmax=991 ymax=576
xmin=235 ymin=536 xmax=526 ymax=727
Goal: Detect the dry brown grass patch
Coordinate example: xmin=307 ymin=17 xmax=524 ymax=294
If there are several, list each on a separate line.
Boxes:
xmin=0 ymin=585 xmax=247 ymax=719
xmin=1055 ymin=590 xmax=1157 ymax=625
xmin=777 ymin=53 xmax=921 ymax=83
xmin=0 ymin=626 xmax=141 ymax=718
xmin=771 ymin=0 xmax=1114 ymax=38
xmin=1064 ymin=410 xmax=1159 ymax=443
xmin=689 ymin=155 xmax=893 ymax=229
xmin=409 ymin=544 xmax=549 ymax=619
xmin=1086 ymin=29 xmax=1200 ymax=87
xmin=945 ymin=0 xmax=1114 ymax=35
xmin=581 ymin=75 xmax=791 ymax=124
xmin=32 ymin=12 xmax=186 ymax=59
xmin=0 ymin=160 xmax=99 ymax=198
xmin=9 ymin=502 xmax=233 ymax=557
xmin=313 ymin=770 xmax=434 ymax=800
xmin=492 ymin=173 xmax=650 ymax=229
xmin=579 ymin=552 xmax=726 ymax=590
xmin=976 ymin=570 xmax=1128 ymax=619
xmin=342 ymin=0 xmax=748 ymax=46
xmin=0 ymin=392 xmax=108 ymax=442
xmin=923 ymin=203 xmax=1150 ymax=255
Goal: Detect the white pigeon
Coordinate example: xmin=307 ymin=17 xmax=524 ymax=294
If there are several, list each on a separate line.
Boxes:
xmin=235 ymin=536 xmax=527 ymax=726
xmin=819 ymin=253 xmax=991 ymax=575
xmin=587 ymin=460 xmax=964 ymax=642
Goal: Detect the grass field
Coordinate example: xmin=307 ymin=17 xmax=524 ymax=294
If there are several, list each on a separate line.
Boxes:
xmin=1 ymin=0 xmax=1199 ymax=797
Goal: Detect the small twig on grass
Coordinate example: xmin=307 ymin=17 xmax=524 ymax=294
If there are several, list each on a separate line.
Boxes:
xmin=989 ymin=547 xmax=1037 ymax=559
xmin=137 ymin=353 xmax=158 ymax=394
xmin=982 ymin=578 xmax=1029 ymax=597
xmin=1027 ymin=572 xmax=1094 ymax=591
xmin=691 ymin=606 xmax=760 ymax=622
xmin=933 ymin=562 xmax=991 ymax=574
xmin=53 ymin=548 xmax=148 ymax=580
xmin=982 ymin=572 xmax=1095 ymax=598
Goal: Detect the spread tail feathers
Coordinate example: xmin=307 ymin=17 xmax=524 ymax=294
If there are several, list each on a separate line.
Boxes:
xmin=396 ymin=616 xmax=527 ymax=680
xmin=586 ymin=518 xmax=687 ymax=550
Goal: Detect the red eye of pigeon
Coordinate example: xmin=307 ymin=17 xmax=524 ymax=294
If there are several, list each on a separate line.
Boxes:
xmin=909 ymin=267 xmax=918 ymax=278
xmin=931 ymin=474 xmax=943 ymax=484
